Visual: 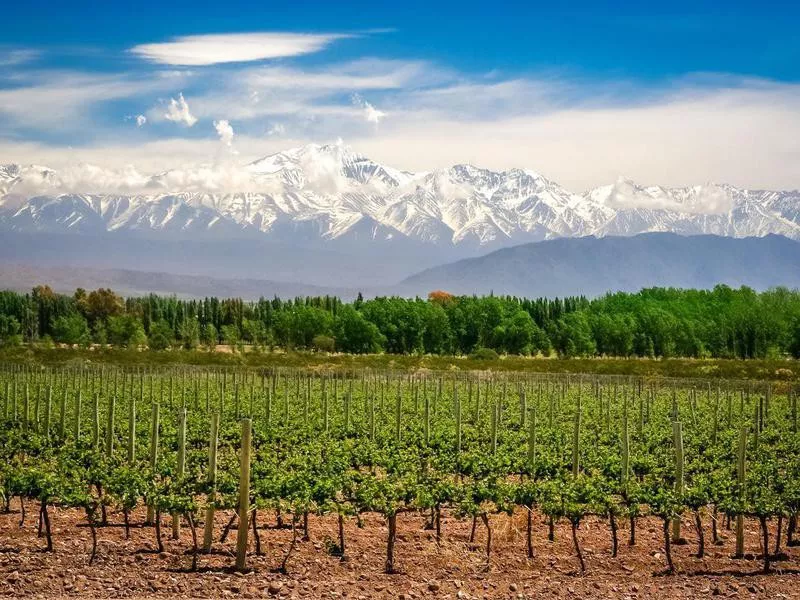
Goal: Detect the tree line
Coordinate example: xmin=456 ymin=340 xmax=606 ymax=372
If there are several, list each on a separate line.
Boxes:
xmin=0 ymin=285 xmax=799 ymax=359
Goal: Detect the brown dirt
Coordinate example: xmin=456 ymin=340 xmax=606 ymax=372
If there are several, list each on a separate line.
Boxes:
xmin=1 ymin=505 xmax=798 ymax=599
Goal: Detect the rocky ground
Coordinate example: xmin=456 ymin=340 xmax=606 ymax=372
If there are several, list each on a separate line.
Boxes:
xmin=1 ymin=505 xmax=799 ymax=599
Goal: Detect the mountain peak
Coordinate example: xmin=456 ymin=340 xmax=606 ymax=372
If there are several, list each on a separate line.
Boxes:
xmin=2 ymin=145 xmax=799 ymax=250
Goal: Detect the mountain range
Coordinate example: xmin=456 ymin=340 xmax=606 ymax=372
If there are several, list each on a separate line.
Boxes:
xmin=1 ymin=143 xmax=799 ymax=288
xmin=2 ymin=233 xmax=799 ymax=300
xmin=397 ymin=233 xmax=800 ymax=298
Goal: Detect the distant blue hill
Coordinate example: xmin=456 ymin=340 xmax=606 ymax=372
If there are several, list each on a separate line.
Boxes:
xmin=396 ymin=233 xmax=800 ymax=298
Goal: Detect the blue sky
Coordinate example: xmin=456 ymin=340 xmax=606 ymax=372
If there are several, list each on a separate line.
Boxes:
xmin=1 ymin=0 xmax=798 ymax=190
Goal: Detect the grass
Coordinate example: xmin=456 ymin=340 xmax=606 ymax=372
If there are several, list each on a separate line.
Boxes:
xmin=0 ymin=345 xmax=797 ymax=384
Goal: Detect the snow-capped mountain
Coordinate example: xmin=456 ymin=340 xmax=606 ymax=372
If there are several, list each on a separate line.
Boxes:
xmin=2 ymin=143 xmax=799 ymax=248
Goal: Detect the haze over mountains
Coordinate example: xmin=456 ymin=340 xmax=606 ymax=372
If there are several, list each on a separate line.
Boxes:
xmin=2 ymin=233 xmax=799 ymax=301
xmin=2 ymin=143 xmax=799 ymax=294
xmin=397 ymin=233 xmax=800 ymax=298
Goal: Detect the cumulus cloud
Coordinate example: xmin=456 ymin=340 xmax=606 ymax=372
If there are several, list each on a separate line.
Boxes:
xmin=125 ymin=114 xmax=147 ymax=127
xmin=1 ymin=50 xmax=799 ymax=194
xmin=4 ymin=162 xmax=151 ymax=196
xmin=213 ymin=119 xmax=235 ymax=146
xmin=363 ymin=102 xmax=386 ymax=124
xmin=345 ymin=78 xmax=800 ymax=192
xmin=130 ymin=32 xmax=352 ymax=66
xmin=352 ymin=94 xmax=386 ymax=124
xmin=598 ymin=178 xmax=734 ymax=215
xmin=164 ymin=93 xmax=197 ymax=126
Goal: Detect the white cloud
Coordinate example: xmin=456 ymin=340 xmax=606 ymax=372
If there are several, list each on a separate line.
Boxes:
xmin=126 ymin=114 xmax=147 ymax=127
xmin=4 ymin=162 xmax=151 ymax=196
xmin=0 ymin=49 xmax=40 ymax=67
xmin=0 ymin=71 xmax=186 ymax=128
xmin=164 ymin=93 xmax=197 ymax=127
xmin=352 ymin=94 xmax=386 ymax=124
xmin=346 ymin=79 xmax=800 ymax=191
xmin=213 ymin=119 xmax=235 ymax=146
xmin=1 ymin=55 xmax=798 ymax=193
xmin=130 ymin=32 xmax=352 ymax=66
xmin=364 ymin=103 xmax=386 ymax=124
xmin=187 ymin=60 xmax=431 ymax=123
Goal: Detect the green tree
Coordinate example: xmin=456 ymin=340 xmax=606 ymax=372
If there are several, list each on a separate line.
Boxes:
xmin=107 ymin=315 xmax=147 ymax=348
xmin=552 ymin=312 xmax=596 ymax=357
xmin=52 ymin=313 xmax=90 ymax=346
xmin=178 ymin=318 xmax=200 ymax=350
xmin=335 ymin=306 xmax=384 ymax=354
xmin=148 ymin=319 xmax=174 ymax=351
xmin=221 ymin=324 xmax=241 ymax=351
xmin=200 ymin=323 xmax=218 ymax=350
xmin=0 ymin=315 xmax=22 ymax=347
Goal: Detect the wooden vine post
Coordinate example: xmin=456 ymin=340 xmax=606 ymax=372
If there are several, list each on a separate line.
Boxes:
xmin=323 ymin=379 xmax=329 ymax=433
xmin=172 ymin=407 xmax=187 ymax=539
xmin=455 ymin=387 xmax=462 ymax=456
xmin=22 ymin=384 xmax=29 ymax=432
xmin=490 ymin=397 xmax=498 ymax=455
xmin=128 ymin=387 xmax=136 ymax=463
xmin=369 ymin=393 xmax=376 ymax=440
xmin=394 ymin=387 xmax=402 ymax=442
xmin=235 ymin=418 xmax=252 ymax=572
xmin=424 ymin=387 xmax=431 ymax=445
xmin=671 ymin=421 xmax=684 ymax=542
xmin=73 ymin=390 xmax=82 ymax=440
xmin=146 ymin=401 xmax=160 ymax=524
xmin=735 ymin=426 xmax=747 ymax=558
xmin=44 ymin=387 xmax=52 ymax=437
xmin=621 ymin=395 xmax=630 ymax=487
xmin=344 ymin=390 xmax=351 ymax=433
xmin=106 ymin=395 xmax=116 ymax=456
xmin=572 ymin=389 xmax=582 ymax=477
xmin=58 ymin=387 xmax=67 ymax=438
xmin=527 ymin=404 xmax=537 ymax=475
xmin=203 ymin=413 xmax=220 ymax=551
xmin=92 ymin=393 xmax=100 ymax=450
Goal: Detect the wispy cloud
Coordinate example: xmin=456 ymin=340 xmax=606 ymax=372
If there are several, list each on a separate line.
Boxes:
xmin=267 ymin=123 xmax=286 ymax=137
xmin=187 ymin=59 xmax=435 ymax=125
xmin=1 ymin=32 xmax=798 ymax=192
xmin=0 ymin=70 xmax=187 ymax=128
xmin=130 ymin=32 xmax=353 ymax=66
xmin=0 ymin=49 xmax=40 ymax=67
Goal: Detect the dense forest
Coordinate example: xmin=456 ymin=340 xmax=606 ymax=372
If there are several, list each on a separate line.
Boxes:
xmin=0 ymin=285 xmax=799 ymax=359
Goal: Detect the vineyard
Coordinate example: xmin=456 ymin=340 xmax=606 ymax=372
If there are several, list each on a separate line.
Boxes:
xmin=1 ymin=364 xmax=800 ymax=597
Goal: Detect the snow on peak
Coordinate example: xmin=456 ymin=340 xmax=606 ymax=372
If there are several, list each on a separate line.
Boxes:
xmin=1 ymin=146 xmax=799 ymax=246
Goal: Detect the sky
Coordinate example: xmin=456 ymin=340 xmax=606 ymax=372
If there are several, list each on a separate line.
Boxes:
xmin=1 ymin=0 xmax=799 ymax=192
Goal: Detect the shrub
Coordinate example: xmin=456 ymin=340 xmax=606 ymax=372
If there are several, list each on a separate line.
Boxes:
xmin=469 ymin=347 xmax=499 ymax=361
xmin=312 ymin=334 xmax=336 ymax=353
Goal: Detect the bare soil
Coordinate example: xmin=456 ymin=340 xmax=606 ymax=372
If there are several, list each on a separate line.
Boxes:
xmin=1 ymin=506 xmax=798 ymax=599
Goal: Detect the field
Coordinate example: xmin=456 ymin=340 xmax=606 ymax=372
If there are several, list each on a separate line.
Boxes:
xmin=1 ymin=345 xmax=799 ymax=382
xmin=2 ymin=362 xmax=800 ymax=598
